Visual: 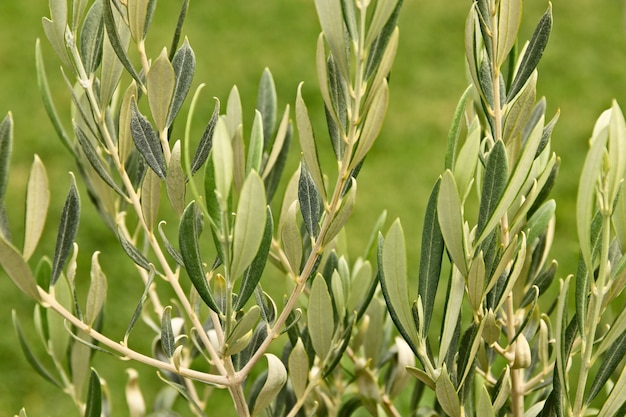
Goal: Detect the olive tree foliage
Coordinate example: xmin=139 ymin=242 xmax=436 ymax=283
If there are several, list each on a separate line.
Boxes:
xmin=1 ymin=0 xmax=626 ymax=417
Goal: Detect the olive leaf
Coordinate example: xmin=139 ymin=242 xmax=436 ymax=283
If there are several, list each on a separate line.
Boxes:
xmin=167 ymin=38 xmax=195 ymax=128
xmin=51 ymin=174 xmax=80 ymax=286
xmin=23 ymin=156 xmax=50 ymax=261
xmin=256 ymin=68 xmax=277 ymax=148
xmin=308 ymin=273 xmax=334 ymax=361
xmin=130 ymin=99 xmax=167 ymax=180
xmin=147 ymin=48 xmax=176 ymax=133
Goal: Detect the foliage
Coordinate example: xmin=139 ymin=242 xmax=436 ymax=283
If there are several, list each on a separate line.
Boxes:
xmin=0 ymin=0 xmax=625 ymax=417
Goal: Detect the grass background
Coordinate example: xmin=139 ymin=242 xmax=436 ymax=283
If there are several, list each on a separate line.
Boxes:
xmin=0 ymin=0 xmax=626 ymax=415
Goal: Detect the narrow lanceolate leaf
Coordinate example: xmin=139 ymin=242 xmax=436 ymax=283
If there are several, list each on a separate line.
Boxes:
xmin=313 ymin=0 xmax=349 ymax=79
xmin=179 ymin=202 xmax=220 ymax=313
xmin=0 ymin=234 xmax=40 ymax=299
xmin=231 ymin=172 xmax=267 ymax=280
xmin=42 ymin=0 xmax=70 ymax=66
xmin=507 ymin=4 xmax=552 ymax=101
xmin=418 ymin=179 xmax=444 ymax=334
xmin=608 ymin=101 xmax=626 ymax=203
xmin=247 ymin=110 xmax=264 ymax=175
xmin=212 ymin=118 xmax=234 ymax=207
xmin=445 ymin=85 xmax=473 ymax=170
xmin=597 ymin=365 xmax=626 ymax=417
xmin=308 ymin=274 xmax=334 ymax=361
xmin=191 ymin=98 xmax=219 ymax=175
xmin=586 ymin=332 xmax=626 ymax=405
xmin=323 ymin=178 xmax=356 ymax=246
xmin=84 ymin=369 xmax=102 ymax=417
xmin=296 ymin=84 xmax=326 ymax=199
xmin=36 ymin=41 xmax=72 ymax=154
xmin=439 ymin=267 xmax=465 ymax=367
xmin=148 ymin=48 xmax=176 ymax=133
xmin=380 ymin=221 xmax=418 ymax=353
xmin=364 ymin=1 xmax=401 ymax=81
xmin=0 ymin=113 xmax=12 ymax=203
xmin=167 ymin=38 xmax=195 ymax=128
xmin=578 ymin=119 xmax=608 ymax=274
xmin=299 ymin=160 xmax=321 ymax=238
xmin=141 ymin=170 xmax=161 ymax=231
xmin=365 ymin=0 xmax=399 ymax=49
xmin=288 ymin=338 xmax=309 ymax=401
xmin=85 ymin=252 xmax=107 ymax=326
xmin=51 ymin=175 xmax=80 ymax=286
xmin=169 ymin=0 xmax=189 ymax=59
xmin=436 ymin=369 xmax=461 ymax=417
xmin=127 ymin=0 xmax=149 ymax=42
xmin=236 ymin=207 xmax=273 ymax=311
xmin=477 ymin=140 xmax=508 ymax=237
xmin=75 ymin=125 xmax=126 ymax=197
xmin=79 ymin=0 xmax=104 ymax=75
xmin=117 ymin=226 xmax=151 ymax=271
xmin=438 ymin=170 xmax=467 ymax=276
xmin=125 ymin=268 xmax=155 ymax=342
xmin=166 ymin=141 xmax=185 ymax=216
xmin=102 ymin=0 xmax=143 ymax=87
xmin=256 ymin=68 xmax=277 ymax=147
xmin=497 ymin=0 xmax=522 ymax=67
xmin=251 ymin=354 xmax=288 ymax=417
xmin=350 ymin=80 xmax=389 ymax=171
xmin=130 ymin=100 xmax=167 ymax=179
xmin=13 ymin=311 xmax=60 ymax=387
xmin=281 ymin=201 xmax=302 ymax=273
xmin=161 ymin=306 xmax=175 ymax=358
xmin=23 ymin=156 xmax=50 ymax=260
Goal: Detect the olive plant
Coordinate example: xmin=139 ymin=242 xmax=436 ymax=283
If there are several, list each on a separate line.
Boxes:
xmin=0 ymin=0 xmax=411 ymax=416
xmin=380 ymin=1 xmax=626 ymax=417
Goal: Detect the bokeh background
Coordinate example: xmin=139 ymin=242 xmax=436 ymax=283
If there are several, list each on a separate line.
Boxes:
xmin=1 ymin=0 xmax=625 ymax=415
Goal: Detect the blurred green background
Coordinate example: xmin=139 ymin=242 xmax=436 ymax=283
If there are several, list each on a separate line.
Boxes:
xmin=1 ymin=0 xmax=626 ymax=415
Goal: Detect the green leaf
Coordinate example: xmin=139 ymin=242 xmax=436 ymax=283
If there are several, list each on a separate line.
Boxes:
xmin=42 ymin=0 xmax=70 ymax=67
xmin=36 ymin=41 xmax=73 ymax=155
xmin=161 ymin=306 xmax=175 ymax=358
xmin=478 ymin=140 xmax=509 ymax=237
xmin=503 ymin=72 xmax=537 ymax=148
xmin=298 ymin=160 xmax=321 ymax=238
xmin=251 ymin=354 xmax=288 ymax=417
xmin=117 ymin=225 xmax=151 ymax=271
xmin=526 ymin=199 xmax=556 ymax=245
xmin=350 ymin=79 xmax=389 ymax=171
xmin=418 ymin=179 xmax=444 ymax=334
xmin=212 ymin=118 xmax=233 ymax=207
xmin=51 ymin=175 xmax=80 ymax=286
xmin=246 ymin=110 xmax=264 ymax=175
xmin=23 ymin=156 xmax=50 ymax=261
xmin=226 ymin=86 xmax=242 ymax=137
xmin=75 ymin=125 xmax=126 ymax=197
xmin=454 ymin=116 xmax=480 ymax=203
xmin=496 ymin=0 xmax=522 ymax=67
xmin=85 ymin=252 xmax=107 ymax=326
xmin=436 ymin=368 xmax=461 ymax=417
xmin=231 ymin=172 xmax=267 ymax=280
xmin=235 ymin=207 xmax=273 ymax=311
xmin=296 ymin=84 xmax=326 ymax=199
xmin=148 ymin=48 xmax=176 ymax=133
xmin=327 ymin=52 xmax=348 ymax=140
xmin=84 ymin=369 xmax=102 ymax=417
xmin=223 ymin=306 xmax=260 ymax=356
xmin=438 ymin=170 xmax=467 ymax=276
xmin=130 ymin=99 xmax=167 ymax=180
xmin=166 ymin=141 xmax=185 ymax=216
xmin=597 ymin=365 xmax=626 ymax=417
xmin=167 ymin=38 xmax=195 ymax=128
xmin=477 ymin=384 xmax=495 ymax=417
xmin=179 ymin=201 xmax=220 ymax=313
xmin=141 ymin=170 xmax=161 ymax=231
xmin=380 ymin=221 xmax=418 ymax=353
xmin=608 ymin=101 xmax=626 ymax=204
xmin=364 ymin=0 xmax=402 ymax=80
xmin=445 ymin=85 xmax=473 ymax=170
xmin=323 ymin=178 xmax=356 ymax=246
xmin=365 ymin=0 xmax=399 ymax=50
xmin=308 ymin=273 xmax=334 ymax=361
xmin=439 ymin=266 xmax=465 ymax=367
xmin=102 ymin=0 xmax=143 ymax=87
xmin=507 ymin=4 xmax=552 ymax=101
xmin=586 ymin=332 xmax=626 ymax=405
xmin=288 ymin=338 xmax=309 ymax=401
xmin=264 ymin=122 xmax=292 ymax=202
xmin=314 ymin=0 xmax=349 ymax=79
xmin=79 ymin=0 xmax=104 ymax=75
xmin=281 ymin=201 xmax=302 ymax=273
xmin=127 ymin=0 xmax=149 ymax=42
xmin=191 ymin=98 xmax=219 ymax=175
xmin=0 ymin=113 xmax=12 ymax=204
xmin=124 ymin=267 xmax=155 ymax=342
xmin=467 ymin=252 xmax=486 ymax=312
xmin=256 ymin=68 xmax=277 ymax=148
xmin=168 ymin=0 xmax=189 ymax=59
xmin=12 ymin=311 xmax=61 ymax=387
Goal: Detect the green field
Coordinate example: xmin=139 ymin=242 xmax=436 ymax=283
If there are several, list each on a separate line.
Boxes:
xmin=1 ymin=1 xmax=626 ymax=415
